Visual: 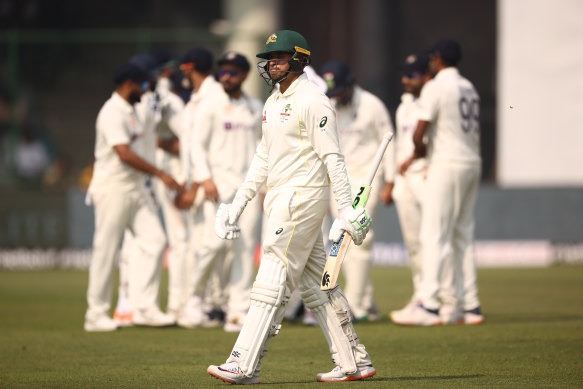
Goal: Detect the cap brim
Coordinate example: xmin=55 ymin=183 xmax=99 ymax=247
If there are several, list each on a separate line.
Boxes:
xmin=325 ymin=85 xmax=347 ymax=97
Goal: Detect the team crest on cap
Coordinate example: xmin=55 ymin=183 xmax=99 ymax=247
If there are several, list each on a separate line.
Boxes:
xmin=405 ymin=54 xmax=417 ymax=64
xmin=266 ymin=33 xmax=277 ymax=44
xmin=323 ymin=72 xmax=335 ymax=90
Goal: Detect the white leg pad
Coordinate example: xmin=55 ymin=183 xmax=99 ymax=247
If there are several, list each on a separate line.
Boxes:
xmin=301 ymin=285 xmax=360 ymax=374
xmin=226 ymin=254 xmax=287 ymax=377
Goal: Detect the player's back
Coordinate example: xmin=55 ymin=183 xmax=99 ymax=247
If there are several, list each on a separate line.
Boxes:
xmin=423 ymin=67 xmax=481 ymax=165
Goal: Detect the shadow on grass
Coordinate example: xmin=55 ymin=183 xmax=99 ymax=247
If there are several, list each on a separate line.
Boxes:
xmin=265 ymin=374 xmax=485 ymax=385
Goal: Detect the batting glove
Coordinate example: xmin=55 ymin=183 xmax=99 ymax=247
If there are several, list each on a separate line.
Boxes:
xmin=329 ymin=206 xmax=372 ymax=246
xmin=215 ymin=203 xmax=241 ymax=240
xmin=228 ymin=195 xmax=248 ymax=225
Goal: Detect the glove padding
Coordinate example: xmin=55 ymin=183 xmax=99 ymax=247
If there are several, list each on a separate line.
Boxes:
xmin=227 ymin=195 xmax=248 ymax=225
xmin=215 ymin=203 xmax=241 ymax=240
xmin=329 ymin=206 xmax=372 ymax=246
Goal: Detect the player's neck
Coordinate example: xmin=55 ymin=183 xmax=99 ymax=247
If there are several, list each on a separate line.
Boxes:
xmin=279 ymin=72 xmax=301 ymax=94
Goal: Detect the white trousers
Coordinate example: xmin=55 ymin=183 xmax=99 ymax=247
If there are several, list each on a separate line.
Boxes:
xmin=86 ymin=186 xmax=166 ymax=318
xmin=393 ymin=169 xmax=425 ymax=301
xmin=229 ymin=186 xmax=371 ymax=374
xmin=418 ymin=161 xmax=481 ymax=311
xmin=153 ymin=173 xmax=189 ymax=312
xmin=190 ymin=193 xmax=260 ymax=316
xmin=330 ymin=174 xmax=382 ymax=317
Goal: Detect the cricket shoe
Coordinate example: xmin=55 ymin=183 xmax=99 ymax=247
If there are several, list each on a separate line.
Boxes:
xmin=132 ymin=307 xmax=175 ymax=327
xmin=302 ymin=308 xmax=318 ymax=326
xmin=317 ymin=365 xmax=376 ymax=382
xmin=202 ymin=308 xmax=226 ymax=328
xmin=113 ymin=309 xmax=133 ymax=327
xmin=464 ymin=306 xmax=485 ymax=325
xmin=224 ymin=313 xmax=246 ymax=333
xmin=207 ymin=362 xmax=260 ymax=385
xmin=84 ymin=314 xmax=119 ymax=332
xmin=439 ymin=303 xmax=464 ymax=325
xmin=177 ymin=296 xmax=204 ymax=328
xmin=389 ymin=300 xmax=418 ymax=323
xmin=390 ymin=303 xmax=441 ymax=326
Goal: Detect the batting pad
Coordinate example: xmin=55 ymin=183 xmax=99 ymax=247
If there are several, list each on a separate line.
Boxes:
xmin=302 ymin=285 xmax=363 ymax=374
xmin=227 ymin=254 xmax=287 ymax=377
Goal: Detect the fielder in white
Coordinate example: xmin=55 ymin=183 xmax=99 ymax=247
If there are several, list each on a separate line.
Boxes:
xmin=207 ymin=30 xmax=375 ymax=384
xmin=113 ymin=52 xmax=186 ymax=327
xmin=384 ymin=53 xmax=431 ymax=322
xmin=184 ymin=52 xmax=262 ymax=332
xmin=395 ymin=39 xmax=484 ymax=326
xmin=84 ymin=62 xmax=180 ymax=332
xmin=174 ymin=47 xmax=225 ymax=327
xmin=319 ymin=60 xmax=394 ymax=322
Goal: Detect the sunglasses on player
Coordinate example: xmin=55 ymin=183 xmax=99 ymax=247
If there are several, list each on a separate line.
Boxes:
xmin=403 ymin=72 xmax=424 ymax=79
xmin=218 ymin=69 xmax=239 ymax=78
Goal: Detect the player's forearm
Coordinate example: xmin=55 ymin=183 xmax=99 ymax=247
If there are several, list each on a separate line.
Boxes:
xmin=412 ymin=120 xmax=429 ymax=158
xmin=157 ymin=138 xmax=180 ymax=154
xmin=323 ymin=152 xmax=352 ymax=209
xmin=115 ymin=145 xmax=163 ymax=178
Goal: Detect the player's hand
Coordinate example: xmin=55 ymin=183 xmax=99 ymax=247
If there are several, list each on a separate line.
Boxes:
xmin=174 ymin=183 xmax=197 ymax=209
xmin=159 ymin=172 xmax=180 ymax=191
xmin=202 ymin=179 xmax=219 ymax=203
xmin=380 ymin=182 xmax=394 ymax=205
xmin=329 ymin=206 xmax=371 ymax=246
xmin=227 ymin=195 xmax=248 ymax=225
xmin=215 ymin=203 xmax=241 ymax=240
xmin=399 ymin=156 xmax=415 ymax=175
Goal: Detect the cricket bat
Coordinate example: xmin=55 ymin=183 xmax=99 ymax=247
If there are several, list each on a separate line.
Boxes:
xmin=321 ymin=132 xmax=394 ymax=291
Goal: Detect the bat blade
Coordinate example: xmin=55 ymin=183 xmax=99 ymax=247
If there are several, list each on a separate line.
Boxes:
xmin=321 ymin=232 xmax=352 ymax=290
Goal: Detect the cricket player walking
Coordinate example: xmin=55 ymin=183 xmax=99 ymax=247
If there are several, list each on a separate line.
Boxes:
xmin=319 ymin=60 xmax=394 ymax=322
xmin=207 ymin=30 xmax=376 ymax=384
xmin=394 ymin=39 xmax=484 ymax=326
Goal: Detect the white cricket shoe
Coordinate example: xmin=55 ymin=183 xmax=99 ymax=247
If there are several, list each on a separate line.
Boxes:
xmin=464 ymin=306 xmax=485 ymax=325
xmin=177 ymin=296 xmax=204 ymax=328
xmin=439 ymin=303 xmax=464 ymax=325
xmin=84 ymin=314 xmax=119 ymax=332
xmin=389 ymin=300 xmax=417 ymax=323
xmin=113 ymin=309 xmax=133 ymax=327
xmin=207 ymin=362 xmax=260 ymax=385
xmin=224 ymin=313 xmax=246 ymax=333
xmin=317 ymin=365 xmax=376 ymax=382
xmin=302 ymin=308 xmax=318 ymax=326
xmin=132 ymin=307 xmax=175 ymax=327
xmin=391 ymin=303 xmax=441 ymax=326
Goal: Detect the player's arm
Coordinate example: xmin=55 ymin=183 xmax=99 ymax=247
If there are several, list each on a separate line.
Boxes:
xmin=190 ymin=101 xmax=218 ymax=202
xmin=373 ymin=96 xmax=396 ymax=205
xmin=113 ymin=144 xmax=179 ymax=190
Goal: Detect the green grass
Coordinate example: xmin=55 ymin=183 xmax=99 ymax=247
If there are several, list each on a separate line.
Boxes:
xmin=0 ymin=267 xmax=582 ymax=388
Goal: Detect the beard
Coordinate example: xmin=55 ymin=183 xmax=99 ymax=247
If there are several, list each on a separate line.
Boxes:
xmin=128 ymin=91 xmax=142 ymax=105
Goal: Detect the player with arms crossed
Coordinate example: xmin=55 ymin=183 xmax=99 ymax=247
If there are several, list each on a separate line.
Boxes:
xmin=207 ymin=30 xmax=376 ymax=384
xmin=394 ymin=39 xmax=484 ymax=326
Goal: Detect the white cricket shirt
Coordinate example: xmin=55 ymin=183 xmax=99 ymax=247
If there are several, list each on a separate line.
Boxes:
xmin=237 ymin=73 xmax=352 ymax=208
xmin=395 ymin=93 xmax=428 ymax=173
xmin=181 ymin=75 xmax=224 ymax=183
xmin=333 ymin=86 xmax=395 ymax=182
xmin=89 ymin=92 xmax=145 ymax=193
xmin=191 ymin=88 xmax=262 ymax=196
xmin=417 ymin=67 xmax=481 ymax=164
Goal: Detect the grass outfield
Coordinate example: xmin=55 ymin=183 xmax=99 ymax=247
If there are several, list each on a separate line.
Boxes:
xmin=0 ymin=267 xmax=582 ymax=388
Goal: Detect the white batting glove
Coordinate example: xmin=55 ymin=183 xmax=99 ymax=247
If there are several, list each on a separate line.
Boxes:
xmin=215 ymin=203 xmax=241 ymax=240
xmin=227 ymin=195 xmax=248 ymax=225
xmin=329 ymin=206 xmax=372 ymax=246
